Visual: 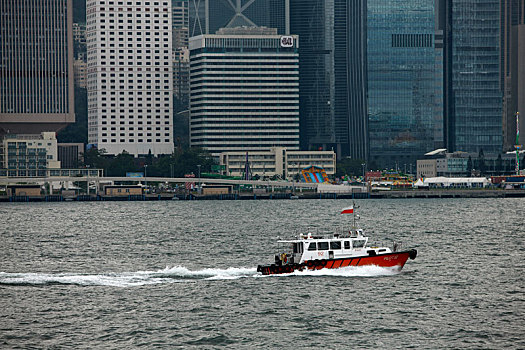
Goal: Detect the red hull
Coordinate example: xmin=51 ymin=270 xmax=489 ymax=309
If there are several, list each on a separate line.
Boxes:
xmin=257 ymin=249 xmax=417 ymax=275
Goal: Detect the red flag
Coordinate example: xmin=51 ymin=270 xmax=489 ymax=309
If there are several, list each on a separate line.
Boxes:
xmin=341 ymin=206 xmax=354 ymax=214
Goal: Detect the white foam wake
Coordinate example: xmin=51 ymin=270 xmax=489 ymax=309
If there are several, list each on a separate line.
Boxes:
xmin=0 ymin=265 xmax=399 ymax=287
xmin=279 ymin=265 xmax=401 ymax=277
xmin=0 ymin=266 xmax=258 ymax=288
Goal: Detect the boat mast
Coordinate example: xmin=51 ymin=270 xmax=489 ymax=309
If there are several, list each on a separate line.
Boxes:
xmin=516 ymin=112 xmax=521 ymax=175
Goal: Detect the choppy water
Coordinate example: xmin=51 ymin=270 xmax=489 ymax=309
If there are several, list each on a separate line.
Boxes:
xmin=0 ymin=199 xmax=523 ymax=348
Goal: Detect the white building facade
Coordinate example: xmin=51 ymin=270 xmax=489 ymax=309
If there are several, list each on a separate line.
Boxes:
xmin=220 ymin=147 xmax=335 ymax=180
xmin=86 ymin=0 xmax=174 ymax=156
xmin=189 ymin=27 xmax=300 ymax=156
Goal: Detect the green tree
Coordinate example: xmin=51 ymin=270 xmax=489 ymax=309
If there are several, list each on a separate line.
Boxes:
xmin=106 ymin=151 xmax=138 ymax=176
xmin=83 ymin=148 xmax=110 ymax=170
xmin=335 ymin=158 xmax=366 ymax=177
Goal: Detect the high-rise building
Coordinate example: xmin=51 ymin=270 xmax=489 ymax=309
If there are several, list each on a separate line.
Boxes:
xmin=501 ymin=0 xmax=525 ymax=150
xmin=189 ymin=27 xmax=299 ymax=156
xmin=172 ymin=0 xmax=189 ymax=49
xmin=86 ymin=0 xmax=174 ymax=156
xmin=189 ymin=0 xmax=289 ymax=36
xmin=445 ymin=0 xmax=502 ymax=154
xmin=0 ymin=0 xmax=75 ymax=135
xmin=366 ymin=0 xmax=444 ymax=169
xmin=172 ymin=0 xmax=190 ymax=108
xmin=289 ymin=0 xmax=368 ymax=160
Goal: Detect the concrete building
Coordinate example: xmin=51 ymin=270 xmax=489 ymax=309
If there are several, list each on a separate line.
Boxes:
xmin=0 ymin=0 xmax=75 ymax=135
xmin=0 ymin=132 xmax=61 ymax=177
xmin=219 ymin=147 xmax=335 ymax=180
xmin=172 ymin=0 xmax=190 ymax=107
xmin=417 ymin=159 xmax=438 ymax=179
xmin=172 ymin=0 xmax=189 ymax=50
xmin=189 ymin=27 xmax=299 ymax=156
xmin=173 ymin=48 xmax=190 ymax=107
xmin=86 ymin=0 xmax=174 ymax=156
xmin=73 ymin=59 xmax=88 ymax=88
xmin=73 ymin=22 xmax=87 ymax=45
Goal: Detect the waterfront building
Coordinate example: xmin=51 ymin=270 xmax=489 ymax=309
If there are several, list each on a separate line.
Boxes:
xmin=0 ymin=0 xmax=75 ymax=134
xmin=367 ymin=0 xmax=444 ymax=170
xmin=445 ymin=0 xmax=502 ymax=154
xmin=189 ymin=0 xmax=289 ymax=36
xmin=189 ymin=27 xmax=299 ymax=156
xmin=86 ymin=0 xmax=174 ymax=156
xmin=417 ymin=151 xmax=518 ymax=177
xmin=289 ymin=0 xmax=368 ymax=160
xmin=0 ymin=132 xmax=61 ymax=177
xmin=501 ymin=0 xmax=525 ymax=150
xmin=219 ymin=147 xmax=335 ymax=180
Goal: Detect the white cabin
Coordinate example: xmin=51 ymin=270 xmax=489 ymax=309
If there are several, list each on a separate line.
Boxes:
xmin=277 ymin=229 xmax=393 ymax=265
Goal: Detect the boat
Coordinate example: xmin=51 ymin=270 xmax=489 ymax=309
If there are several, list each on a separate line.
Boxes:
xmin=257 ymin=204 xmax=417 ymax=275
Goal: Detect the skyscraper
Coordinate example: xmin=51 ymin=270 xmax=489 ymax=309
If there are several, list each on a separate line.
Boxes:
xmin=289 ymin=0 xmax=368 ymax=160
xmin=189 ymin=27 xmax=299 ymax=155
xmin=446 ymin=0 xmax=502 ymax=154
xmin=189 ymin=0 xmax=289 ymax=36
xmin=366 ymin=0 xmax=443 ymax=169
xmin=172 ymin=0 xmax=190 ymax=107
xmin=0 ymin=0 xmax=75 ymax=134
xmin=86 ymin=0 xmax=174 ymax=156
xmin=172 ymin=0 xmax=189 ymax=50
xmin=501 ymin=0 xmax=525 ymax=150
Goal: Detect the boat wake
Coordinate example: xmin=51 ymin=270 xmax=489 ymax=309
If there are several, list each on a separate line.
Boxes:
xmin=0 ymin=266 xmax=258 ymax=288
xmin=0 ymin=265 xmax=400 ymax=287
xmin=280 ymin=265 xmax=401 ymax=278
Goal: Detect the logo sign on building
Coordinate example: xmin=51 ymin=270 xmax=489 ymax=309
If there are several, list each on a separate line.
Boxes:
xmin=126 ymin=172 xmax=144 ymax=177
xmin=280 ymin=36 xmax=293 ymax=47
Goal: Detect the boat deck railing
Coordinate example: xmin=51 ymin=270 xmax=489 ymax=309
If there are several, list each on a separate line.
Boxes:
xmin=291 ymin=226 xmax=364 ymax=239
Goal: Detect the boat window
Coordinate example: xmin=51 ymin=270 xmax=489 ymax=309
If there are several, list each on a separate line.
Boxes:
xmin=330 ymin=241 xmax=341 ymax=250
xmin=353 ymin=240 xmax=365 ymax=248
xmin=318 ymin=242 xmax=329 ymax=250
xmin=293 ymin=243 xmax=301 ymax=254
xmin=307 ymin=242 xmax=317 ymax=251
xmin=344 ymin=241 xmax=350 ymax=249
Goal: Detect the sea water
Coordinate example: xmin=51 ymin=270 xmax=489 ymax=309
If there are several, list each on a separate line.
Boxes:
xmin=0 ymin=199 xmax=523 ymax=348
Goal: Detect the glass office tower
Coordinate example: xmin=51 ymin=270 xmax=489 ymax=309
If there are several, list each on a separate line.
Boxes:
xmin=367 ymin=0 xmax=443 ymax=169
xmin=448 ymin=0 xmax=502 ymax=154
xmin=290 ymin=0 xmax=368 ymax=159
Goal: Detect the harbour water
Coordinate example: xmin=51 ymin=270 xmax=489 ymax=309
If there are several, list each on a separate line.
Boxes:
xmin=1 ymin=199 xmax=524 ymax=348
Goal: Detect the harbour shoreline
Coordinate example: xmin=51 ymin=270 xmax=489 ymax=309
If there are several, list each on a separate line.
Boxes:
xmin=1 ymin=189 xmax=524 ymax=202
